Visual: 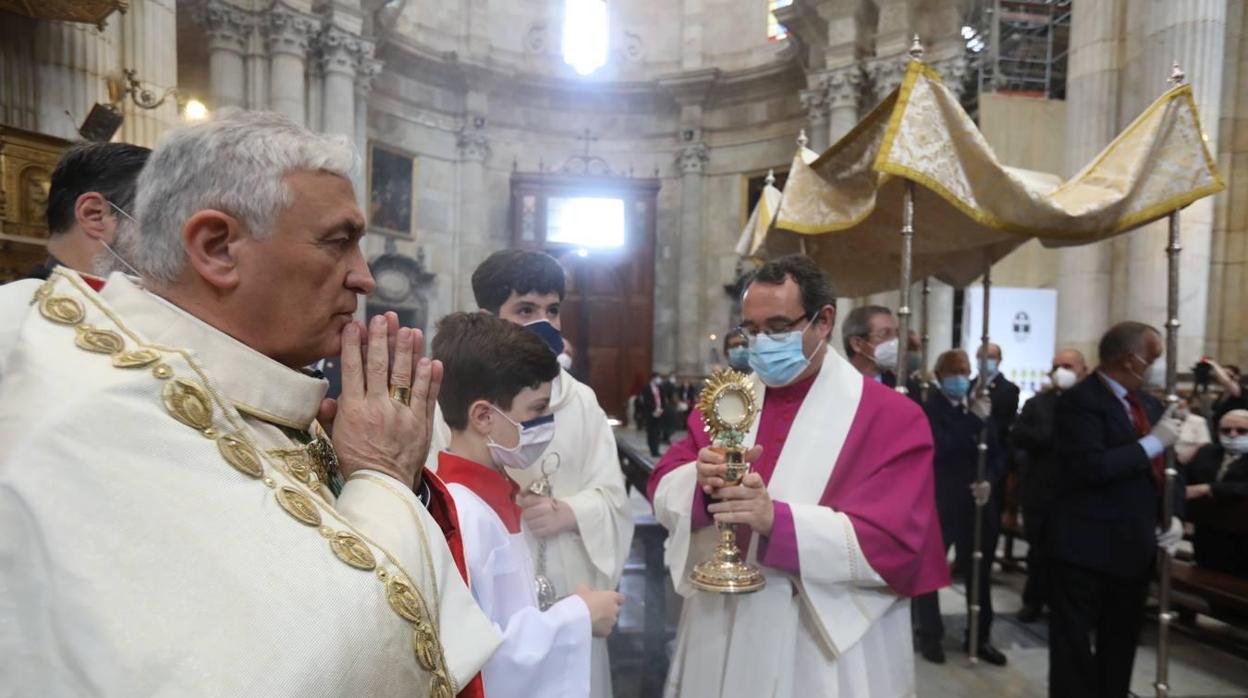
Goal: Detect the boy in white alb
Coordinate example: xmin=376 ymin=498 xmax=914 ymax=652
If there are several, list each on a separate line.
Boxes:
xmin=430 ymin=312 xmax=624 ymax=698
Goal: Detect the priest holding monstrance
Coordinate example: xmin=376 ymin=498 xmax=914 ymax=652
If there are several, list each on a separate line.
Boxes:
xmin=648 ymin=254 xmax=949 ymax=697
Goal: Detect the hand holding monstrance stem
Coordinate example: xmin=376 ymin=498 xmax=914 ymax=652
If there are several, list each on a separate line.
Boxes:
xmin=689 ymin=369 xmax=766 ymax=594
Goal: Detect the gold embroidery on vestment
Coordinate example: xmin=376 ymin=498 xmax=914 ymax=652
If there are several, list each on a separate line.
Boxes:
xmin=330 ymin=531 xmax=377 ymax=570
xmin=217 ymin=433 xmax=264 ymax=479
xmin=74 ymin=325 xmax=125 ymax=354
xmin=40 ymin=295 xmax=85 ymax=325
xmin=275 ymin=486 xmax=322 ymax=526
xmin=114 ymin=348 xmax=160 ymax=369
xmin=161 ymin=378 xmax=214 ymax=431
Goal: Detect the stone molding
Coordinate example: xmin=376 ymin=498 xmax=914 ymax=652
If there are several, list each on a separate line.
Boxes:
xmin=199 ymin=0 xmax=253 ymax=53
xmin=456 ymin=130 xmax=490 ymax=162
xmin=825 ymin=65 xmax=864 ymax=110
xmin=355 ymin=54 xmax=384 ymax=95
xmin=866 ymin=54 xmax=908 ymax=104
xmin=318 ymin=25 xmax=377 ymax=77
xmin=676 ymin=142 xmax=709 ymax=175
xmin=266 ymin=2 xmax=320 ymax=58
xmin=799 ymin=87 xmax=829 ymax=124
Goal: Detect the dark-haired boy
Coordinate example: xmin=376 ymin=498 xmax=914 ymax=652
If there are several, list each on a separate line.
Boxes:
xmin=431 ymin=312 xmax=623 ymax=698
xmin=428 ymin=249 xmax=632 ymax=698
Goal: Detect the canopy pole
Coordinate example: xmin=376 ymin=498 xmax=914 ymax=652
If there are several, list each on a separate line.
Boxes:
xmin=1155 ymin=62 xmax=1185 ymax=698
xmin=895 ymin=180 xmax=916 ymax=395
xmin=969 ymin=261 xmax=992 ymax=665
xmin=920 ymin=278 xmax=931 ymax=401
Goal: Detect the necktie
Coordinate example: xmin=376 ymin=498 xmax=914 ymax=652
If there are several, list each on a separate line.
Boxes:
xmin=1125 ymin=391 xmax=1165 ymax=493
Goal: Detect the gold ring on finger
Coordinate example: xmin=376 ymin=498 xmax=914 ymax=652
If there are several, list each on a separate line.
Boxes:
xmin=388 ymin=386 xmax=411 ymax=406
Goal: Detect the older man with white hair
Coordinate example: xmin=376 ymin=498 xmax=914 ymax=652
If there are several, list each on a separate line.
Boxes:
xmin=0 ymin=110 xmax=498 ymax=697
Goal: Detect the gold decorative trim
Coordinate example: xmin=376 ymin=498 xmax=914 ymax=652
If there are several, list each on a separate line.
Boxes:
xmin=275 ymin=486 xmax=322 ymax=527
xmin=35 ymin=269 xmax=453 ymax=688
xmin=217 ymin=432 xmax=264 ymax=479
xmin=74 ymin=325 xmax=125 ymax=354
xmin=330 ymin=531 xmax=377 ymax=570
xmin=161 ymin=378 xmax=214 ymax=432
xmin=40 ymin=295 xmax=85 ymax=325
xmin=113 ymin=348 xmax=160 ymax=369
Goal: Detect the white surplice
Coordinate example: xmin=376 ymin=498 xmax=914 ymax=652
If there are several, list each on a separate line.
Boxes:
xmin=0 ymin=270 xmax=499 ymax=696
xmin=447 ymin=481 xmax=593 ymax=698
xmin=430 ymin=370 xmax=633 ymax=697
xmin=652 ymin=354 xmax=916 ymax=698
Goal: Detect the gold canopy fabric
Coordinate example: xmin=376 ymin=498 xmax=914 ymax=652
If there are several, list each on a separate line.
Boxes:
xmin=754 ymin=61 xmax=1225 ymax=297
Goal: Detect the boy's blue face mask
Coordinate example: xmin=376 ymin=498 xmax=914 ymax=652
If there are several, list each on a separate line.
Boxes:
xmin=727 ymin=345 xmax=751 ymax=372
xmin=940 ymin=375 xmax=971 ymax=400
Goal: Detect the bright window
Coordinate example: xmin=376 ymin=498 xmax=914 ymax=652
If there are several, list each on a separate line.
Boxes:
xmin=768 ymin=0 xmax=792 ymax=42
xmin=563 ymin=0 xmax=609 ymax=75
xmin=546 ymin=196 xmax=625 ymax=248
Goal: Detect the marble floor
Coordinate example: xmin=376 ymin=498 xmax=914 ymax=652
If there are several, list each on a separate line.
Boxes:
xmin=610 ymin=425 xmax=1248 ymax=698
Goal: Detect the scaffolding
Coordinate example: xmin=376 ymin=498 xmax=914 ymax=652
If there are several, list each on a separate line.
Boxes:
xmin=967 ymin=0 xmax=1071 ymax=101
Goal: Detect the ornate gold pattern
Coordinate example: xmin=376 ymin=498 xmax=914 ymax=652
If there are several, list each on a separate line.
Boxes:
xmin=269 ymin=448 xmax=315 ymax=484
xmin=696 ymin=369 xmax=759 ymax=446
xmin=74 ymin=325 xmax=125 ymax=354
xmin=161 ymin=378 xmax=214 ymax=431
xmin=113 ymin=349 xmax=160 ymax=369
xmin=330 ymin=531 xmax=377 ymax=570
xmin=217 ymin=433 xmax=264 ymax=479
xmin=33 ymin=270 xmax=452 ymax=689
xmin=40 ymin=295 xmax=85 ymax=325
xmin=275 ymin=486 xmax=322 ymax=527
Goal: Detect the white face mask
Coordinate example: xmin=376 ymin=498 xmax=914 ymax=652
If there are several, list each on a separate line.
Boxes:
xmin=870 ymin=337 xmax=899 ymax=371
xmin=487 ymin=406 xmax=556 ymax=470
xmin=1052 ymin=366 xmax=1078 ymax=391
xmin=1222 ymin=435 xmax=1248 ymax=456
xmin=1133 ymin=354 xmax=1167 ymax=390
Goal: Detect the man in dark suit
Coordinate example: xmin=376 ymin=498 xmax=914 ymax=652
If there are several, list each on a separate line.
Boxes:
xmin=639 ymin=373 xmax=666 ymax=457
xmin=1011 ymin=348 xmax=1089 ymax=623
xmin=1048 ymin=321 xmax=1184 ymax=698
xmin=914 ymin=349 xmax=1009 ymax=666
xmin=973 ymin=342 xmax=1021 ymax=445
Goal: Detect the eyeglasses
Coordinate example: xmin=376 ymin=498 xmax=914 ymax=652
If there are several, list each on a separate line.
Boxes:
xmin=738 ymin=313 xmax=809 ymax=341
xmin=1221 ymin=427 xmax=1248 ymax=436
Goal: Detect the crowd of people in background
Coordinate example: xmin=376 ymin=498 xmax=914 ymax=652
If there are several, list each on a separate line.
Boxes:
xmin=634 ymin=296 xmax=1248 ymax=697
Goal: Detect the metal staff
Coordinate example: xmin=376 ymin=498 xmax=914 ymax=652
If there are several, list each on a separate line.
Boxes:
xmin=893 ymin=36 xmax=924 ymax=397
xmin=920 ymin=277 xmax=931 ymax=401
xmin=968 ymin=260 xmax=992 ymax=664
xmin=1154 ymin=62 xmax=1186 ymax=698
xmin=895 ymin=179 xmax=916 ymax=396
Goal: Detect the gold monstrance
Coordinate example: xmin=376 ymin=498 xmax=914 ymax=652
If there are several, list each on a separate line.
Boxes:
xmin=689 ymin=369 xmax=766 ymax=594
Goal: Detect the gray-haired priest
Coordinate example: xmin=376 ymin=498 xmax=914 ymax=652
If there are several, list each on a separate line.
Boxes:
xmin=0 ymin=111 xmax=499 ymax=697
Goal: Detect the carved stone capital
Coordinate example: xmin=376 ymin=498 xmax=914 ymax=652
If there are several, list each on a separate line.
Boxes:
xmin=199 ymin=0 xmax=253 ymax=54
xmin=932 ymin=55 xmax=970 ymax=101
xmin=676 ymin=142 xmax=709 ymax=175
xmin=799 ymin=87 xmax=829 ymax=124
xmin=355 ymin=54 xmax=383 ymax=95
xmin=457 ymin=130 xmax=490 ymax=162
xmin=866 ymin=55 xmax=909 ymax=104
xmin=825 ymin=65 xmax=864 ymax=110
xmin=318 ymin=26 xmax=363 ymax=76
xmin=266 ymin=3 xmax=319 ymax=58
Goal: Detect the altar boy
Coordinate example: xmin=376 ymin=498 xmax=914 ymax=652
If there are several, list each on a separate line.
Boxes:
xmin=430 ymin=312 xmax=624 ymax=698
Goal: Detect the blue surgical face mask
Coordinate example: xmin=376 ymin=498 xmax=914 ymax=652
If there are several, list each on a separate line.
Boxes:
xmin=984 ymin=358 xmax=999 ymax=376
xmin=523 ymin=319 xmax=564 ymax=356
xmin=940 ymin=375 xmax=971 ymax=400
xmin=748 ymin=322 xmax=823 ymax=388
xmin=727 ymin=345 xmax=752 ymax=372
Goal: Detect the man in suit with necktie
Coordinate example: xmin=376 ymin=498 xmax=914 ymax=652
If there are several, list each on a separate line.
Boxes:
xmin=1048 ymin=321 xmax=1184 ymax=698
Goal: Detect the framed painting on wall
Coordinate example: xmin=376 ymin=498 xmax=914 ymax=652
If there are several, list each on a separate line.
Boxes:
xmin=367 ymin=142 xmax=417 ymax=237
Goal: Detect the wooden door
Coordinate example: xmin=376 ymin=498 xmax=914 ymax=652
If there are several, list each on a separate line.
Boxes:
xmin=510 ymin=173 xmax=659 ymax=420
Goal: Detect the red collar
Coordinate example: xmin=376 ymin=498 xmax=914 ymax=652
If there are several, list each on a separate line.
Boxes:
xmin=437 ymin=451 xmax=522 ymax=533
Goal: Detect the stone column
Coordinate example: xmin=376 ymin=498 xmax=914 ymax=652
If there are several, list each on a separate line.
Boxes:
xmin=865 ymin=54 xmax=907 ymax=110
xmin=319 ymin=28 xmax=367 ymax=140
xmin=800 ymin=86 xmax=830 ymax=153
xmin=244 ymin=17 xmax=268 ymax=109
xmin=455 ymin=127 xmax=490 ymax=310
xmin=1055 ymin=0 xmax=1124 ymax=362
xmin=0 ymin=14 xmax=39 ymax=130
xmin=676 ymin=142 xmax=709 ymax=375
xmin=117 ymin=0 xmax=179 ymax=148
xmin=825 ymin=65 xmax=863 ymax=145
xmin=1122 ymin=0 xmax=1225 ymax=366
xmin=265 ymin=3 xmax=318 ymax=125
xmin=33 ymin=19 xmax=118 ymax=141
xmin=352 ymin=55 xmax=382 ymax=205
xmin=201 ymin=0 xmax=249 ymax=110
